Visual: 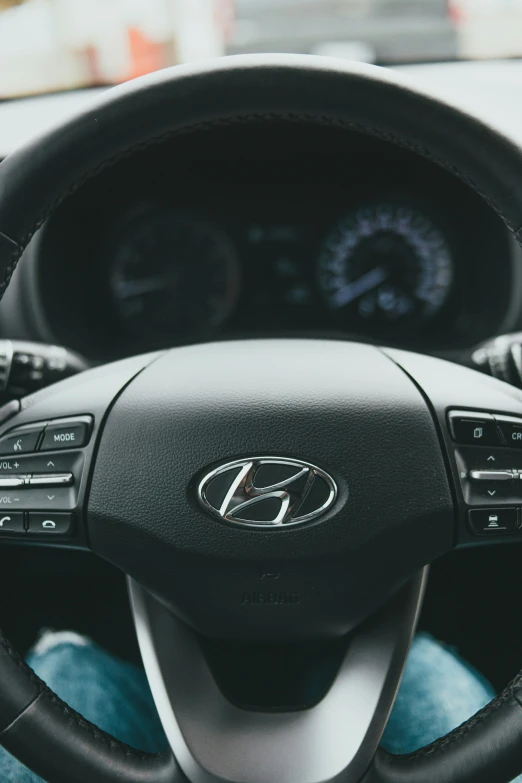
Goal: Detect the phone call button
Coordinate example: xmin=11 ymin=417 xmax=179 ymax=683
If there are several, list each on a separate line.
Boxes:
xmin=0 ymin=512 xmax=24 ymax=532
xmin=27 ymin=513 xmax=74 ymax=536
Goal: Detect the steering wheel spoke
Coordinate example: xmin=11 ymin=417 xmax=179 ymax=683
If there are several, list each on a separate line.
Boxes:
xmin=129 ymin=571 xmax=427 ymax=783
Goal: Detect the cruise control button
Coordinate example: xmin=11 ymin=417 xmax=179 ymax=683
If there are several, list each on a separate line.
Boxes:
xmin=0 ymin=428 xmax=43 ymax=456
xmin=27 ymin=512 xmax=74 ymax=535
xmin=449 ymin=413 xmax=501 ymax=446
xmin=0 ymin=512 xmax=24 ymax=533
xmin=495 ymin=416 xmax=522 ymax=449
xmin=469 ymin=507 xmax=518 ymax=535
xmin=41 ymin=420 xmax=90 ymax=451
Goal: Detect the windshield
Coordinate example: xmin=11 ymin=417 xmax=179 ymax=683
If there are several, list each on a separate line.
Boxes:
xmin=1 ymin=0 xmax=521 ymax=98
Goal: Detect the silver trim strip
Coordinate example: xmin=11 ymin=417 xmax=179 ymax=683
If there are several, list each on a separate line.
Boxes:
xmin=0 ymin=475 xmax=25 ymax=487
xmin=469 ymin=470 xmax=514 ymax=482
xmin=129 ymin=570 xmax=427 ymax=783
xmin=28 ymin=473 xmax=73 ymax=487
xmin=0 ymin=472 xmax=74 ymax=488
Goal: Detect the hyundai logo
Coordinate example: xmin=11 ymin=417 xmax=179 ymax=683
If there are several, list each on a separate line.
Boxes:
xmin=197 ymin=457 xmax=337 ymax=527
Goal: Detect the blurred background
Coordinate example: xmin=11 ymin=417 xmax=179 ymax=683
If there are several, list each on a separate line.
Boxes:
xmin=0 ymin=0 xmax=522 ymax=98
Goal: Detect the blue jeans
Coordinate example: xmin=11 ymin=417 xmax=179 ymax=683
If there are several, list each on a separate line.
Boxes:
xmin=0 ymin=630 xmax=520 ymax=782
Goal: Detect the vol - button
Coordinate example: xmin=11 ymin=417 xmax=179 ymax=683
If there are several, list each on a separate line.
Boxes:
xmin=0 ymin=492 xmax=22 ymax=507
xmin=0 ymin=488 xmax=71 ymax=510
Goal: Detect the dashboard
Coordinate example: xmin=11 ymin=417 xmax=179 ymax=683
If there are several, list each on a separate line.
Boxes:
xmin=1 ymin=62 xmax=522 ymax=362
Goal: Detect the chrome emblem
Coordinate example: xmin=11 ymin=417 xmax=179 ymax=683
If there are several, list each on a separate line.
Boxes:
xmin=197 ymin=457 xmax=337 ymax=527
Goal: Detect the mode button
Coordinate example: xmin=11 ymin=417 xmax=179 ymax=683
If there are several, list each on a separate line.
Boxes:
xmin=41 ymin=419 xmax=91 ymax=451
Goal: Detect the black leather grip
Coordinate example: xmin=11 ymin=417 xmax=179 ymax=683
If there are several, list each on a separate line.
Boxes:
xmin=3 ymin=619 xmax=522 ymax=783
xmin=364 ymin=672 xmax=522 ymax=783
xmin=0 ymin=631 xmax=182 ymax=783
xmin=0 ymin=630 xmax=39 ymax=733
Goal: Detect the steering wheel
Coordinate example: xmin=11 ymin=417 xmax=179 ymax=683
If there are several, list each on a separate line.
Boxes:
xmin=2 ymin=54 xmax=522 ymax=783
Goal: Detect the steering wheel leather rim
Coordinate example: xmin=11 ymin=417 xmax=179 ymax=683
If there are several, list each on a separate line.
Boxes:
xmin=1 ymin=54 xmax=522 ymax=783
xmin=2 ymin=54 xmax=522 ymax=292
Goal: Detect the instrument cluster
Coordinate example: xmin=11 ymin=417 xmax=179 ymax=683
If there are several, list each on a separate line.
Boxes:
xmin=17 ymin=128 xmax=518 ymax=363
xmin=105 ymin=199 xmax=457 ymax=345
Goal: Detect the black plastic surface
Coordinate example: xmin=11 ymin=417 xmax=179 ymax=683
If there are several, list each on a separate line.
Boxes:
xmin=88 ymin=339 xmax=453 ymax=642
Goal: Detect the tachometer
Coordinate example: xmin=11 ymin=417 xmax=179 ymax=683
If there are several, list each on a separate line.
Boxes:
xmin=318 ymin=203 xmax=454 ymax=329
xmin=108 ymin=208 xmax=240 ymax=339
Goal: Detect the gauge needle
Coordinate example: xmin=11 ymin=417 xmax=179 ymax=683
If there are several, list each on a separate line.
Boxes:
xmin=115 ymin=272 xmax=178 ymax=299
xmin=330 ymin=266 xmax=389 ymax=309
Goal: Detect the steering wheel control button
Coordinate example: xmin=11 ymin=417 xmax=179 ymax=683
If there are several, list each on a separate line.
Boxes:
xmin=0 ymin=427 xmax=43 ymax=455
xmin=468 ymin=507 xmax=519 ymax=536
xmin=454 ymin=448 xmax=522 ymax=505
xmin=0 ymin=512 xmax=24 ymax=533
xmin=494 ymin=415 xmax=522 ymax=448
xmin=27 ymin=473 xmax=73 ymax=487
xmin=40 ymin=418 xmax=91 ymax=451
xmin=8 ymin=452 xmax=82 ymax=474
xmin=0 ymin=476 xmax=26 ymax=488
xmin=0 ymin=473 xmax=73 ymax=490
xmin=27 ymin=512 xmax=74 ymax=536
xmin=469 ymin=470 xmax=515 ymax=482
xmin=448 ymin=412 xmax=501 ymax=446
xmin=0 ymin=488 xmax=72 ymax=511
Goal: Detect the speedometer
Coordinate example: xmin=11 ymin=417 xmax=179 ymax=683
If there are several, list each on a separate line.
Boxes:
xmin=318 ymin=203 xmax=454 ymax=329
